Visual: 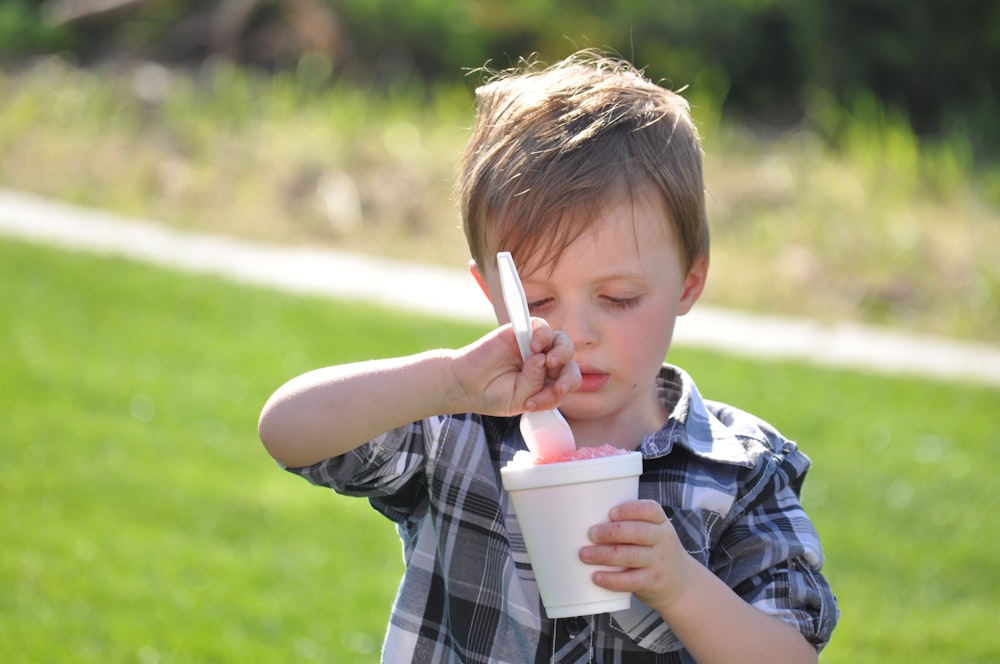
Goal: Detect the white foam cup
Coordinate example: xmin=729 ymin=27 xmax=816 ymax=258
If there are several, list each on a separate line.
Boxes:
xmin=500 ymin=451 xmax=643 ymax=618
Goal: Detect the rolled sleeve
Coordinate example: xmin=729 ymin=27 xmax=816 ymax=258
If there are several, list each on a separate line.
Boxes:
xmin=716 ymin=451 xmax=839 ymax=650
xmin=284 ymin=419 xmax=435 ymax=494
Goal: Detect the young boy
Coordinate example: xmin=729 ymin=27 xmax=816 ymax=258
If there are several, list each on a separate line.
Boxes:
xmin=259 ymin=51 xmax=838 ymax=663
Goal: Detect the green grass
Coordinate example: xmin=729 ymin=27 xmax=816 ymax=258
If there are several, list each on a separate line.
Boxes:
xmin=1 ymin=238 xmax=459 ymax=661
xmin=2 ymin=238 xmax=997 ymax=662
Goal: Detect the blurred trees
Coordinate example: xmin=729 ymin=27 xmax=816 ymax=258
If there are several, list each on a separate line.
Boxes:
xmin=3 ymin=0 xmax=998 ymax=159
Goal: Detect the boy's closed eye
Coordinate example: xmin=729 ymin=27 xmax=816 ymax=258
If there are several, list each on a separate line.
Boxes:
xmin=601 ymin=294 xmax=643 ymax=310
xmin=527 ymin=297 xmax=554 ymax=313
xmin=526 ymin=293 xmax=644 ymax=314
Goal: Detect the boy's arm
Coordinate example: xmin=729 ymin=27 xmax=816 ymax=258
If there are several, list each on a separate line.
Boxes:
xmin=258 ymin=323 xmax=578 ymax=468
xmin=585 ymin=501 xmax=819 ymax=662
xmin=259 ymin=350 xmax=464 ymax=468
xmin=647 ymin=553 xmax=818 ymax=663
xmin=586 ymin=487 xmax=832 ymax=662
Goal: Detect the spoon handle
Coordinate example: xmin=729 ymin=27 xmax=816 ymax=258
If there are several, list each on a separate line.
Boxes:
xmin=497 ymin=252 xmax=533 ymax=361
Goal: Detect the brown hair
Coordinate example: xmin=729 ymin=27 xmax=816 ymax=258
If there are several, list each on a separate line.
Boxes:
xmin=457 ymin=50 xmax=708 ymax=275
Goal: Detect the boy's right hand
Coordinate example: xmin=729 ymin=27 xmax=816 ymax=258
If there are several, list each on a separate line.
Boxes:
xmin=450 ymin=318 xmax=580 ymax=417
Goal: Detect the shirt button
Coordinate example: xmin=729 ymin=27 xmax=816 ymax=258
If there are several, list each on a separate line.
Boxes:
xmin=563 ymin=617 xmax=586 ymax=638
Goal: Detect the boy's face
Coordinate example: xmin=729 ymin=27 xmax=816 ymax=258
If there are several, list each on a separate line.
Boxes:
xmin=474 ymin=192 xmax=708 ymax=448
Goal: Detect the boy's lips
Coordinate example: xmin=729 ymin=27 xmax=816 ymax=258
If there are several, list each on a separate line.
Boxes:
xmin=577 ymin=367 xmax=610 ymax=393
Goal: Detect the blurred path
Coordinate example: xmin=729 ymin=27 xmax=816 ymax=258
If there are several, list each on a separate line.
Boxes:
xmin=2 ymin=188 xmax=999 ymax=388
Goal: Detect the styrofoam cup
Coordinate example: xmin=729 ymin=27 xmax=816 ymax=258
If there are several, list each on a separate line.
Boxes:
xmin=500 ymin=451 xmax=643 ymax=618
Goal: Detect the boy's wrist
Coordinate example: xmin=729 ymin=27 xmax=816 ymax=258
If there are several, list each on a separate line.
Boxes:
xmin=403 ymin=348 xmax=468 ymax=416
xmin=642 ymin=548 xmax=703 ymax=620
xmin=437 ymin=348 xmax=478 ymax=414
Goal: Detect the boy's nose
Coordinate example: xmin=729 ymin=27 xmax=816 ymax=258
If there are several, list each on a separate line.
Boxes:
xmin=558 ymin=305 xmax=599 ymax=350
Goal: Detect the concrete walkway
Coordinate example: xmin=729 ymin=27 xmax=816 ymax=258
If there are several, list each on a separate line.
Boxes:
xmin=2 ymin=188 xmax=998 ymax=388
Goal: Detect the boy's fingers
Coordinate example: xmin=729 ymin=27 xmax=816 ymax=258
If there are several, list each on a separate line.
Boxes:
xmin=580 ymin=541 xmax=656 ymax=575
xmin=608 ymin=500 xmax=667 ymax=523
xmin=545 ymin=335 xmax=577 ymax=370
xmin=528 ymin=320 xmax=575 ymax=354
xmin=520 ymin=353 xmax=547 ymax=384
xmin=588 ymin=520 xmax=659 ymax=547
xmin=523 ymin=358 xmax=581 ymax=410
xmin=591 ymin=567 xmax=654 ymax=593
xmin=553 ymin=359 xmax=581 ymax=393
xmin=524 ymin=384 xmax=562 ymax=411
xmin=526 ymin=318 xmax=550 ymax=354
xmin=525 ymin=352 xmax=580 ymax=411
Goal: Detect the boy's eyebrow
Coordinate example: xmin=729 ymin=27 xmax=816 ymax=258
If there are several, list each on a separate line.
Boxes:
xmin=522 ymin=270 xmax=650 ymax=287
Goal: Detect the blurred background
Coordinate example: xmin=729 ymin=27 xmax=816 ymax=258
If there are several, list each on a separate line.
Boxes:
xmin=2 ymin=2 xmax=999 ymax=663
xmin=1 ymin=0 xmax=998 ymax=341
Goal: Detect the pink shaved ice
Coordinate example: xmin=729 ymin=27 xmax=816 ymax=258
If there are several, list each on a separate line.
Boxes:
xmin=535 ymin=443 xmax=630 ymax=465
xmin=505 ymin=444 xmax=632 ymax=469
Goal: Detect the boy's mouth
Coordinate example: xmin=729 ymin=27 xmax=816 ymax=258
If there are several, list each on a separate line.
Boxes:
xmin=577 ymin=367 xmax=610 ymax=393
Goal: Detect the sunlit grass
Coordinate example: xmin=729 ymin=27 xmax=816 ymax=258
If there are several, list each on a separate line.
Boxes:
xmin=1 ymin=238 xmax=439 ymax=661
xmin=2 ymin=237 xmax=997 ymax=662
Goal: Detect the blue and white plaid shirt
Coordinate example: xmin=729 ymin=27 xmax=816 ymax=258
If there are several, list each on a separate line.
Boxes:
xmin=287 ymin=365 xmax=838 ymax=662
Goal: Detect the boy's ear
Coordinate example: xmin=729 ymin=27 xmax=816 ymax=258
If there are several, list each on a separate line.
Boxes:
xmin=469 ymin=259 xmax=492 ymax=302
xmin=678 ymin=255 xmax=709 ymax=315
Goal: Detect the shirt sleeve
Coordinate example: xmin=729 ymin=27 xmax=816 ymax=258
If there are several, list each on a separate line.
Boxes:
xmin=712 ymin=443 xmax=839 ymax=651
xmin=609 ymin=441 xmax=838 ymax=654
xmin=282 ymin=416 xmax=447 ymax=521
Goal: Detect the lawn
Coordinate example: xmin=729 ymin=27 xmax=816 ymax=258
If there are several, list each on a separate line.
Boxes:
xmin=2 ymin=237 xmax=997 ymax=662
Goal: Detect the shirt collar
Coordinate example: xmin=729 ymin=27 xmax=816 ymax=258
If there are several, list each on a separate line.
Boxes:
xmin=639 ymin=365 xmax=755 ymax=468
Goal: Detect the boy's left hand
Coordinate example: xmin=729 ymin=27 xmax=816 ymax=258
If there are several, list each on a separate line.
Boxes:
xmin=579 ymin=499 xmax=693 ymax=611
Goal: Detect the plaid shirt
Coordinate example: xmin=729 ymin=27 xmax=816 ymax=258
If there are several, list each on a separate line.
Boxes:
xmin=287 ymin=365 xmax=838 ymax=663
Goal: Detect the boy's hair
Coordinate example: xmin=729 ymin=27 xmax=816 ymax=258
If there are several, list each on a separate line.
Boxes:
xmin=458 ymin=50 xmax=708 ymax=275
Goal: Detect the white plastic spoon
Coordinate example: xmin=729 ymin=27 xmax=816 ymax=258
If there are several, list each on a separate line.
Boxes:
xmin=497 ymin=252 xmax=577 ymax=460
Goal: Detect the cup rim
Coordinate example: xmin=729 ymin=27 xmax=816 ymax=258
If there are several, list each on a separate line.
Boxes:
xmin=500 ymin=451 xmax=642 ymax=490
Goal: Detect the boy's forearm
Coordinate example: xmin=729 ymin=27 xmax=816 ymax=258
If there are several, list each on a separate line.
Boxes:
xmin=258 ymin=350 xmax=463 ymax=468
xmin=653 ymin=555 xmax=818 ymax=664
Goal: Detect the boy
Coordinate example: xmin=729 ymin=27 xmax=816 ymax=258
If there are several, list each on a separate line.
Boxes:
xmin=259 ymin=51 xmax=838 ymax=663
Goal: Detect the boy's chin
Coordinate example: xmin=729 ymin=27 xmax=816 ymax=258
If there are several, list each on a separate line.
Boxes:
xmin=557 ymin=395 xmax=608 ymax=421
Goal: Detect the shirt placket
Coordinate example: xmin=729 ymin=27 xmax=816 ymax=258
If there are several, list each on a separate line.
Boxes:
xmin=549 ymin=616 xmax=596 ymax=662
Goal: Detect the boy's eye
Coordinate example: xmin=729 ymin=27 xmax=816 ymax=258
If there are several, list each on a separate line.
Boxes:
xmin=526 ymin=297 xmax=553 ymax=312
xmin=603 ymin=295 xmax=642 ymax=310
